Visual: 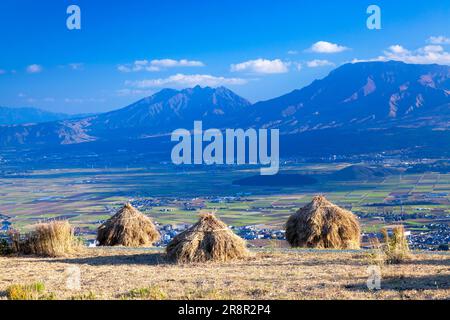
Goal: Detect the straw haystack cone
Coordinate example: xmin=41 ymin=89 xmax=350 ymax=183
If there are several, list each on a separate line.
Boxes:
xmin=97 ymin=203 xmax=160 ymax=247
xmin=10 ymin=220 xmax=81 ymax=257
xmin=286 ymin=196 xmax=360 ymax=249
xmin=166 ymin=213 xmax=250 ymax=263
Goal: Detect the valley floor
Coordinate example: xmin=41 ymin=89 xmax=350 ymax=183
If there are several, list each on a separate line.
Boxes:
xmin=0 ymin=248 xmax=449 ymax=300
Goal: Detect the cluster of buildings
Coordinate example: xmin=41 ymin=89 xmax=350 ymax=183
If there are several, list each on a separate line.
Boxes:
xmin=126 ymin=195 xmax=253 ymax=214
xmin=409 ymin=223 xmax=450 ymax=251
xmin=356 ymin=210 xmax=437 ymax=222
xmin=157 ymin=220 xmax=449 ymax=251
xmin=155 ymin=223 xmax=286 ymax=246
xmin=130 ymin=198 xmax=171 ymax=209
xmin=157 ymin=223 xmax=191 ymax=245
xmin=232 ymin=226 xmax=285 ymax=241
xmin=361 ymin=223 xmax=450 ymax=251
xmin=0 ymin=214 xmax=12 ymax=241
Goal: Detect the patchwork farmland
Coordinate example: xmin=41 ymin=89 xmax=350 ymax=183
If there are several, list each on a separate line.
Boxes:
xmin=0 ymin=164 xmax=449 ymax=249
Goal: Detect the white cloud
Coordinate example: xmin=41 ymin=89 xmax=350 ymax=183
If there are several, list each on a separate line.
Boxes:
xmin=428 ymin=36 xmax=450 ymax=45
xmin=388 ymin=45 xmax=409 ymax=55
xmin=420 ymin=45 xmax=444 ymax=53
xmin=352 ymin=42 xmax=450 ymax=66
xmin=350 ymin=57 xmax=384 ymax=63
xmin=309 ymin=41 xmax=349 ymax=53
xmin=382 ymin=44 xmax=450 ymax=65
xmin=287 ymin=50 xmax=299 ymax=55
xmin=64 ymin=98 xmax=84 ymax=104
xmin=63 ymin=97 xmax=105 ymax=104
xmin=306 ymin=59 xmax=335 ymax=68
xmin=118 ymin=59 xmax=204 ymax=72
xmin=118 ymin=65 xmax=133 ymax=72
xmin=151 ymin=59 xmax=204 ymax=68
xmin=26 ymin=64 xmax=43 ymax=74
xmin=126 ymin=74 xmax=248 ymax=89
xmin=230 ymin=59 xmax=289 ymax=74
xmin=117 ymin=88 xmax=154 ymax=97
xmin=68 ymin=63 xmax=84 ymax=70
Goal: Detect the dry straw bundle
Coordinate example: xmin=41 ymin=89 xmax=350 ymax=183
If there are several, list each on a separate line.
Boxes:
xmin=381 ymin=225 xmax=412 ymax=264
xmin=97 ymin=203 xmax=160 ymax=247
xmin=166 ymin=213 xmax=249 ymax=263
xmin=11 ymin=220 xmax=80 ymax=257
xmin=286 ymin=195 xmax=361 ymax=249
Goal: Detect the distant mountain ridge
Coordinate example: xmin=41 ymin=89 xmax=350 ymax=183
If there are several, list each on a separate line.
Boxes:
xmin=247 ymin=61 xmax=450 ymax=132
xmin=0 ymin=86 xmax=252 ymax=146
xmin=0 ymin=61 xmax=449 ymax=157
xmin=0 ymin=106 xmax=75 ymax=125
xmin=329 ymin=165 xmax=401 ymax=181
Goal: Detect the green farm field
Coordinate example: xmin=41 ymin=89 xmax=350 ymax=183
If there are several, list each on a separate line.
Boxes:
xmin=1 ymin=164 xmax=450 ymax=237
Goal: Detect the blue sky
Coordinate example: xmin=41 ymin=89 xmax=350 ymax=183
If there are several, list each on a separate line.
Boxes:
xmin=0 ymin=0 xmax=449 ymax=114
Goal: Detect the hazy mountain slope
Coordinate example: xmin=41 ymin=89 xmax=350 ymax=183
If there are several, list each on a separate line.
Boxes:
xmin=0 ymin=119 xmax=96 ymax=147
xmin=0 ymin=106 xmax=73 ymax=125
xmin=0 ymin=86 xmax=252 ymax=146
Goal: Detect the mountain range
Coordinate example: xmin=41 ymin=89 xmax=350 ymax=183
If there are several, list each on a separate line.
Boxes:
xmin=0 ymin=61 xmax=449 ymax=158
xmin=249 ymin=61 xmax=450 ymax=132
xmin=0 ymin=106 xmax=81 ymax=126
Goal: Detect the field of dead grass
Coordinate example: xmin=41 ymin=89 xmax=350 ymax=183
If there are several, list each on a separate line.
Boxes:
xmin=0 ymin=248 xmax=448 ymax=300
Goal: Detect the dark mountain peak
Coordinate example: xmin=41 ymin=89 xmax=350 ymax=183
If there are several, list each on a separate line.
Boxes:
xmin=177 ymin=85 xmax=244 ymax=98
xmin=214 ymin=85 xmax=235 ymax=93
xmin=180 ymin=85 xmax=208 ymax=95
xmin=87 ymin=85 xmax=251 ymax=134
xmin=146 ymin=85 xmax=246 ymax=102
xmin=167 ymin=85 xmax=251 ymax=110
xmin=141 ymin=88 xmax=179 ymax=102
xmin=214 ymin=86 xmax=248 ymax=99
xmin=124 ymin=86 xmax=225 ymax=108
xmin=156 ymin=88 xmax=180 ymax=96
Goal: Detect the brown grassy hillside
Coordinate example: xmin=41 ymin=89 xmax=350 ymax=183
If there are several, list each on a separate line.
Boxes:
xmin=0 ymin=248 xmax=448 ymax=300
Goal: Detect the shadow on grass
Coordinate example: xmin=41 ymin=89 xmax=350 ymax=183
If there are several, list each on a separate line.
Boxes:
xmin=346 ymin=274 xmax=450 ymax=291
xmin=401 ymin=258 xmax=450 ymax=266
xmin=40 ymin=253 xmax=172 ymax=266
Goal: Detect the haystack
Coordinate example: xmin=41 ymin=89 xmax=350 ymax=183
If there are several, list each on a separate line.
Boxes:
xmin=286 ymin=195 xmax=360 ymax=249
xmin=166 ymin=213 xmax=249 ymax=263
xmin=97 ymin=203 xmax=160 ymax=247
xmin=11 ymin=220 xmax=80 ymax=257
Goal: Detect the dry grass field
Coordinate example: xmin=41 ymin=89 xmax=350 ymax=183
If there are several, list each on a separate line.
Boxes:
xmin=0 ymin=248 xmax=449 ymax=300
